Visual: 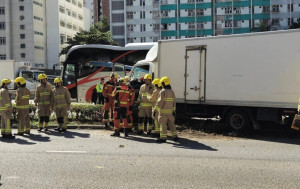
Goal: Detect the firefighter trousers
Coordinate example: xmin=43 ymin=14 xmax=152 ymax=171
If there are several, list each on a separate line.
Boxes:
xmin=158 ymin=114 xmax=177 ymax=140
xmin=17 ymin=109 xmax=30 ymax=134
xmin=103 ymin=99 xmax=114 ymax=124
xmin=138 ymin=106 xmax=153 ymax=131
xmin=114 ymin=107 xmax=128 ymax=130
xmin=1 ymin=111 xmax=12 ymax=136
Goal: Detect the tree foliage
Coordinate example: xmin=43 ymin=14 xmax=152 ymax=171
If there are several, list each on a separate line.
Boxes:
xmin=60 ymin=17 xmax=118 ymax=56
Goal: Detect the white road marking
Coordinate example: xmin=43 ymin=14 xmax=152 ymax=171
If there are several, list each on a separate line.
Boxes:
xmin=46 ymin=151 xmax=87 ymax=154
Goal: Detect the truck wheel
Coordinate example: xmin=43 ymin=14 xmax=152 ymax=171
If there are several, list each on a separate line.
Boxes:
xmin=226 ymin=109 xmax=251 ymax=132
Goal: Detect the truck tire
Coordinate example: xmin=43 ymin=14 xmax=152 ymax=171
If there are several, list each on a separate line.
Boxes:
xmin=226 ymin=109 xmax=251 ymax=132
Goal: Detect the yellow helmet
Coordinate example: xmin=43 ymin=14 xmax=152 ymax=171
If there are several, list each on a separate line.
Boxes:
xmin=160 ymin=76 xmax=170 ymax=86
xmin=1 ymin=78 xmax=12 ymax=86
xmin=124 ymin=76 xmax=130 ymax=82
xmin=15 ymin=77 xmax=26 ymax=85
xmin=144 ymin=74 xmax=152 ymax=80
xmin=110 ymin=72 xmax=119 ymax=79
xmin=38 ymin=73 xmax=47 ymax=80
xmin=152 ymin=78 xmax=161 ymax=87
xmin=119 ymin=77 xmax=126 ymax=84
xmin=54 ymin=77 xmax=63 ymax=84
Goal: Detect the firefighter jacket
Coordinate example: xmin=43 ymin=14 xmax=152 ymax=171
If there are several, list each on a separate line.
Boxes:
xmin=147 ymin=88 xmax=161 ymax=109
xmin=0 ymin=88 xmax=12 ymax=112
xmin=128 ymin=86 xmax=135 ymax=107
xmin=15 ymin=87 xmax=30 ymax=110
xmin=52 ymin=86 xmax=71 ymax=110
xmin=103 ymin=80 xmax=115 ymax=98
xmin=138 ymin=83 xmax=154 ymax=107
xmin=155 ymin=88 xmax=176 ymax=115
xmin=113 ymin=85 xmax=132 ymax=108
xmin=34 ymin=83 xmax=53 ymax=107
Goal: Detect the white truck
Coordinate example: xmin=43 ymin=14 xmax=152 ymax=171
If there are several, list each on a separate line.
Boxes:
xmin=129 ymin=29 xmax=300 ymax=131
xmin=0 ymin=60 xmax=45 ymax=90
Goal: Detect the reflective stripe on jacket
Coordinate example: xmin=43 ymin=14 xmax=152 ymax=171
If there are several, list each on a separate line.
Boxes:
xmin=156 ymin=88 xmax=176 ymax=115
xmin=15 ymin=87 xmax=31 ymax=110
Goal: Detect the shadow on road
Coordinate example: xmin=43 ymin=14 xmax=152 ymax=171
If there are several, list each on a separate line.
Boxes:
xmin=23 ymin=133 xmax=51 ymax=142
xmin=172 ymin=137 xmax=218 ymax=151
xmin=45 ymin=130 xmax=90 ymax=139
xmin=0 ymin=137 xmax=36 ymax=145
xmin=122 ymin=134 xmax=157 ymax=143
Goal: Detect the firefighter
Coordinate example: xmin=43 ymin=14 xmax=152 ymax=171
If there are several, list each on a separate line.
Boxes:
xmin=0 ymin=79 xmax=14 ymax=139
xmin=14 ymin=77 xmax=31 ymax=135
xmin=34 ymin=73 xmax=53 ymax=132
xmin=96 ymin=78 xmax=105 ymax=105
xmin=137 ymin=74 xmax=154 ymax=135
xmin=155 ymin=76 xmax=179 ymax=143
xmin=52 ymin=78 xmax=71 ymax=132
xmin=102 ymin=72 xmax=118 ymax=129
xmin=147 ymin=78 xmax=162 ymax=137
xmin=125 ymin=76 xmax=135 ymax=130
xmin=111 ymin=77 xmax=132 ymax=137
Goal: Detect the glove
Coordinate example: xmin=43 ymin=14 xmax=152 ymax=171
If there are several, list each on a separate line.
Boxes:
xmin=114 ymin=100 xmax=120 ymax=107
xmin=105 ymin=97 xmax=109 ymax=102
xmin=152 ymin=111 xmax=156 ymax=118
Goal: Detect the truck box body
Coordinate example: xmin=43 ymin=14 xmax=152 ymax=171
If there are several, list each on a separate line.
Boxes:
xmin=157 ymin=29 xmax=300 ymax=109
xmin=130 ymin=29 xmax=300 ymax=130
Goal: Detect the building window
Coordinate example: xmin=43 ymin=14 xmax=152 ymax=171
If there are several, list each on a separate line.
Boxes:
xmin=60 ymin=34 xmax=65 ymax=44
xmin=72 ymin=12 xmax=77 ymax=18
xmin=0 ymin=55 xmax=6 ymax=60
xmin=0 ymin=22 xmax=5 ymax=30
xmin=0 ymin=37 xmax=6 ymax=45
xmin=141 ymin=37 xmax=146 ymax=42
xmin=153 ymin=24 xmax=160 ymax=31
xmin=127 ymin=12 xmax=133 ymax=19
xmin=20 ymin=44 xmax=26 ymax=48
xmin=272 ymin=5 xmax=280 ymax=13
xmin=112 ymin=1 xmax=124 ymax=10
xmin=112 ymin=14 xmax=124 ymax=23
xmin=187 ymin=0 xmax=195 ymax=3
xmin=66 ymin=0 xmax=71 ymax=2
xmin=19 ymin=0 xmax=24 ymax=2
xmin=140 ymin=0 xmax=145 ymax=6
xmin=20 ymin=34 xmax=25 ymax=39
xmin=72 ymin=0 xmax=77 ymax=5
xmin=20 ymin=25 xmax=25 ymax=30
xmin=112 ymin=26 xmax=124 ymax=35
xmin=140 ymin=24 xmax=146 ymax=32
xmin=73 ymin=25 xmax=77 ymax=31
xmin=59 ymin=6 xmax=65 ymax=13
xmin=262 ymin=6 xmax=270 ymax=13
xmin=67 ymin=23 xmax=72 ymax=29
xmin=288 ymin=4 xmax=294 ymax=12
xmin=225 ymin=7 xmax=232 ymax=14
xmin=0 ymin=7 xmax=5 ymax=15
xmin=188 ymin=23 xmax=195 ymax=30
xmin=127 ymin=24 xmax=134 ymax=32
xmin=127 ymin=38 xmax=134 ymax=43
xmin=161 ymin=11 xmax=168 ymax=18
xmin=196 ymin=9 xmax=204 ymax=16
xmin=233 ymin=7 xmax=241 ymax=14
xmin=161 ymin=23 xmax=168 ymax=30
xmin=153 ymin=37 xmax=159 ymax=42
xmin=60 ymin=20 xmax=65 ymax=27
xmin=34 ymin=16 xmax=43 ymax=21
xmin=34 ymin=46 xmax=44 ymax=50
xmin=197 ymin=23 xmax=204 ymax=30
xmin=33 ymin=1 xmax=43 ymax=7
xmin=272 ymin=18 xmax=280 ymax=25
xmin=19 ymin=6 xmax=24 ymax=11
xmin=225 ymin=21 xmax=232 ymax=28
xmin=152 ymin=11 xmax=160 ymax=19
xmin=66 ymin=9 xmax=71 ymax=16
xmin=21 ymin=53 xmax=26 ymax=58
xmin=78 ymin=2 xmax=83 ymax=8
xmin=140 ymin=11 xmax=145 ymax=19
xmin=188 ymin=9 xmax=195 ymax=17
xmin=126 ymin=0 xmax=133 ymax=6
xmin=34 ymin=31 xmax=43 ymax=36
xmin=78 ymin=14 xmax=83 ymax=20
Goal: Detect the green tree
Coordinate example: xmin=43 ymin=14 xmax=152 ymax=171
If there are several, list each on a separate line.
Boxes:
xmin=60 ymin=17 xmax=117 ymax=56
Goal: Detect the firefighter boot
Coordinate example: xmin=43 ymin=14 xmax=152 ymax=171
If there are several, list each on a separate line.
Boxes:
xmin=124 ymin=128 xmax=129 ymax=137
xmin=156 ymin=138 xmax=167 ymax=143
xmin=111 ymin=131 xmax=120 ymax=137
xmin=3 ymin=134 xmax=15 ymax=139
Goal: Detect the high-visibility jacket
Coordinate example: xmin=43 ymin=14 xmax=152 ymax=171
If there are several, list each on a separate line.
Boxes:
xmin=113 ymin=85 xmax=131 ymax=107
xmin=128 ymin=86 xmax=135 ymax=107
xmin=138 ymin=83 xmax=154 ymax=107
xmin=103 ymin=80 xmax=115 ymax=98
xmin=156 ymin=88 xmax=176 ymax=115
xmin=52 ymin=86 xmax=71 ymax=109
xmin=15 ymin=87 xmax=30 ymax=110
xmin=0 ymin=88 xmax=12 ymax=111
xmin=34 ymin=83 xmax=53 ymax=116
xmin=96 ymin=83 xmax=104 ymax=93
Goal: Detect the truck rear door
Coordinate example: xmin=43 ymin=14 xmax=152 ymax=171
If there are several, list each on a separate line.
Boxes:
xmin=185 ymin=46 xmax=206 ymax=102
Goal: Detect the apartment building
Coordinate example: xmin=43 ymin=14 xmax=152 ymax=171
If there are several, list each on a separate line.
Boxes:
xmin=93 ymin=0 xmax=110 ymax=23
xmin=0 ymin=0 xmax=47 ymax=67
xmin=111 ymin=0 xmax=300 ymax=46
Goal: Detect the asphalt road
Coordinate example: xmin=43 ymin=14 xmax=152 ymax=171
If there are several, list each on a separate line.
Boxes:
xmin=0 ymin=129 xmax=300 ymax=189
